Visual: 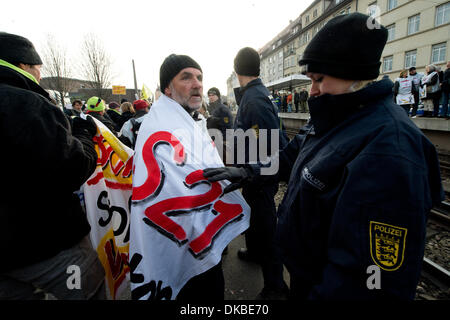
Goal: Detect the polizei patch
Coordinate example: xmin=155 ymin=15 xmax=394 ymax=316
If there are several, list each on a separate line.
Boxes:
xmin=369 ymin=221 xmax=407 ymax=271
xmin=302 ymin=167 xmax=325 ymax=191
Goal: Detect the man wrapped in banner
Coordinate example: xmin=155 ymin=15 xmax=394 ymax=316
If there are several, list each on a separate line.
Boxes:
xmin=130 ymin=54 xmax=250 ymax=300
xmin=82 ymin=115 xmax=134 ymax=299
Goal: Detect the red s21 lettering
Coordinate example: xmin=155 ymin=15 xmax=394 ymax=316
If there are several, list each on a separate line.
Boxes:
xmin=133 ymin=131 xmax=243 ymax=258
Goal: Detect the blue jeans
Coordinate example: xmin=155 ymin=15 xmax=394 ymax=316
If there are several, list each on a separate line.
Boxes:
xmin=441 ymin=91 xmax=450 ymax=117
xmin=0 ymin=236 xmax=106 ymax=300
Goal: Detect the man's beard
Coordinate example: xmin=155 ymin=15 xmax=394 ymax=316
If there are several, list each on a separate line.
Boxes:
xmin=170 ymin=85 xmax=202 ymax=114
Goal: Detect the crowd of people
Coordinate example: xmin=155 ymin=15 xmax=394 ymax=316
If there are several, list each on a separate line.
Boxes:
xmin=272 ymin=88 xmax=309 ymax=113
xmin=393 ymin=63 xmax=450 ymax=119
xmin=0 ymin=11 xmax=446 ymax=302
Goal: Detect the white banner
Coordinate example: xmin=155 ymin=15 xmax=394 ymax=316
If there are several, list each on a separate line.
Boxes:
xmin=83 ymin=116 xmax=133 ymax=299
xmin=130 ymin=94 xmax=250 ymax=300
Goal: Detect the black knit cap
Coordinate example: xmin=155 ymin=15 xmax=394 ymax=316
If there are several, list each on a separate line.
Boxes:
xmin=0 ymin=32 xmax=42 ymax=65
xmin=159 ymin=54 xmax=202 ymax=93
xmin=207 ymin=87 xmax=220 ymax=97
xmin=298 ymin=13 xmax=388 ymax=80
xmin=234 ymin=47 xmax=260 ymax=77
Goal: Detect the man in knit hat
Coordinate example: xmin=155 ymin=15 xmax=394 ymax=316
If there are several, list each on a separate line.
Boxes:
xmin=132 ymin=54 xmax=226 ymax=301
xmin=204 ymin=13 xmax=443 ymax=300
xmin=231 ymin=47 xmax=289 ymax=300
xmin=206 ymin=87 xmax=233 ymax=163
xmin=106 ymin=101 xmax=122 ymax=131
xmin=0 ymin=32 xmax=106 ymax=299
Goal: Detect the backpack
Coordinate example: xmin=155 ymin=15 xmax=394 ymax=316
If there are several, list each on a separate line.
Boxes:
xmin=130 ymin=118 xmax=142 ymax=147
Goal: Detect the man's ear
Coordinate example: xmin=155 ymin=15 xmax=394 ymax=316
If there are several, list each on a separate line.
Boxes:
xmin=164 ymin=86 xmax=171 ymax=97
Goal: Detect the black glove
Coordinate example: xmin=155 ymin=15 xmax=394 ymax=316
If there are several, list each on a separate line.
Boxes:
xmin=203 ymin=167 xmax=253 ymax=194
xmin=72 ymin=116 xmax=97 ymax=139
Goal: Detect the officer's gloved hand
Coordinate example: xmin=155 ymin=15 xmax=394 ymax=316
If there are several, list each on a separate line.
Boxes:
xmin=72 ymin=116 xmax=97 ymax=139
xmin=203 ymin=167 xmax=253 ymax=194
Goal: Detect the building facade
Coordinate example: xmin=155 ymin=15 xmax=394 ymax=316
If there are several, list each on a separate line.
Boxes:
xmin=228 ymin=0 xmax=450 ymax=97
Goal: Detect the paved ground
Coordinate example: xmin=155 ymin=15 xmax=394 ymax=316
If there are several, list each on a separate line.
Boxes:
xmin=223 ymin=234 xmax=290 ymax=300
xmin=47 ymin=227 xmax=290 ymax=300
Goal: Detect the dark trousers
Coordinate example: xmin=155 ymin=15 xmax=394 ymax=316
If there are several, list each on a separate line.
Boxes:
xmin=242 ymin=186 xmax=287 ymax=291
xmin=401 ymin=104 xmax=411 ymax=116
xmin=432 ymin=95 xmax=441 ymax=117
xmin=411 ymin=92 xmax=419 ymax=116
xmin=177 ymin=261 xmax=224 ymax=301
xmin=294 ymin=103 xmax=299 ymax=113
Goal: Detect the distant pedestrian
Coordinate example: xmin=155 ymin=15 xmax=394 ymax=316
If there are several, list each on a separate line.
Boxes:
xmin=65 ymin=99 xmax=83 ymax=117
xmin=85 ymin=96 xmax=117 ymax=134
xmin=106 ymin=101 xmax=122 ymax=131
xmin=293 ymin=89 xmax=300 ymax=112
xmin=119 ymin=99 xmax=150 ymax=148
xmin=394 ymin=70 xmax=415 ymax=116
xmin=299 ymin=88 xmax=309 ymax=112
xmin=420 ymin=64 xmax=440 ymax=117
xmin=206 ymin=87 xmax=233 ymax=163
xmin=440 ymin=61 xmax=450 ymax=119
xmin=408 ymin=67 xmax=423 ymax=117
xmin=287 ymin=92 xmax=292 ymax=112
xmin=281 ymin=94 xmax=287 ymax=112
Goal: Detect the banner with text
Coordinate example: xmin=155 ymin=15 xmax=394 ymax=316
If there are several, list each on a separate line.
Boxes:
xmin=83 ymin=116 xmax=133 ymax=299
xmin=130 ymin=94 xmax=250 ymax=300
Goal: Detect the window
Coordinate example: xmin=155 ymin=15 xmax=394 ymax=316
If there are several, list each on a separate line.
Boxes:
xmin=313 ymin=9 xmax=318 ymax=18
xmin=407 ymin=14 xmax=420 ymax=35
xmin=387 ymin=0 xmax=397 ymax=11
xmin=404 ymin=50 xmax=417 ymax=69
xmin=305 ymin=15 xmax=310 ymax=24
xmin=279 ymin=51 xmax=283 ymax=58
xmin=383 ymin=56 xmax=393 ymax=72
xmin=431 ymin=43 xmax=447 ymax=63
xmin=435 ymin=2 xmax=450 ymax=26
xmin=387 ymin=24 xmax=395 ymax=41
xmin=368 ymin=2 xmax=378 ymax=17
xmin=312 ymin=25 xmax=319 ymax=36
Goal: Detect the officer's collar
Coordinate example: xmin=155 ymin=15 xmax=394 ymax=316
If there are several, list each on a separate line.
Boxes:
xmin=234 ymin=78 xmax=262 ymax=106
xmin=308 ymin=78 xmax=393 ymax=136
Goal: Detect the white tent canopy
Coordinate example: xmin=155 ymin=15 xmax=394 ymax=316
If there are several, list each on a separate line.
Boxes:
xmin=264 ymin=74 xmax=311 ymax=92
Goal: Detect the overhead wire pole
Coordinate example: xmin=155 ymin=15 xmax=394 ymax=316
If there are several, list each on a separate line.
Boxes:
xmin=132 ymin=59 xmax=139 ymax=99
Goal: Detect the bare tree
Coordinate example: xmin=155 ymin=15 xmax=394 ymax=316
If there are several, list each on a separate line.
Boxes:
xmin=80 ymin=33 xmax=113 ymax=98
xmin=41 ymin=34 xmax=74 ymax=107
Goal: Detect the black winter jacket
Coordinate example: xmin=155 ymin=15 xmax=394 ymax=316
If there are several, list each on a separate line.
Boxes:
xmin=0 ymin=65 xmax=97 ymax=272
xmin=274 ymin=79 xmax=443 ymax=300
xmin=206 ymin=100 xmax=233 ymax=138
xmin=233 ymin=78 xmax=288 ymax=164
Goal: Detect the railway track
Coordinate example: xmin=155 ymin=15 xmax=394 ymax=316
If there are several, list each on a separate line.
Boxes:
xmin=430 ymin=201 xmax=450 ymax=228
xmin=420 ymin=201 xmax=450 ymax=299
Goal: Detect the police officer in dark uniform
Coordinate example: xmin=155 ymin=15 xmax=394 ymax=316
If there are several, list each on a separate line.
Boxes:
xmin=231 ymin=47 xmax=289 ymax=300
xmin=204 ymin=13 xmax=444 ymax=300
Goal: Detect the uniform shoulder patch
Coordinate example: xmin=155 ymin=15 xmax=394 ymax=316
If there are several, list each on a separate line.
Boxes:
xmin=369 ymin=221 xmax=407 ymax=271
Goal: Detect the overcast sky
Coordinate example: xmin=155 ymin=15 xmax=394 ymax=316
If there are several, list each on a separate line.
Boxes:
xmin=1 ymin=0 xmax=310 ymax=97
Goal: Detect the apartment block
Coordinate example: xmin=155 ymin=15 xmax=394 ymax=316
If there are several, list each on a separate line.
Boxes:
xmin=238 ymin=0 xmax=450 ymax=96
